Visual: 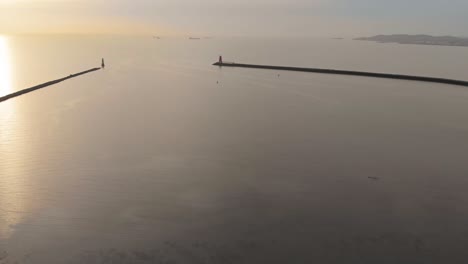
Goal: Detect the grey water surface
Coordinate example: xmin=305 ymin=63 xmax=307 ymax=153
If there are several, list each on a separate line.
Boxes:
xmin=1 ymin=36 xmax=468 ymax=263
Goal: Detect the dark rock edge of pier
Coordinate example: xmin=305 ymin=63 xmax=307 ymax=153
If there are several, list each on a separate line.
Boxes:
xmin=213 ymin=62 xmax=468 ymax=88
xmin=0 ymin=67 xmax=101 ymax=103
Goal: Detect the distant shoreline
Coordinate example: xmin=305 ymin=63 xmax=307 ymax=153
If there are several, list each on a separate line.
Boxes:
xmin=355 ymin=34 xmax=468 ymax=47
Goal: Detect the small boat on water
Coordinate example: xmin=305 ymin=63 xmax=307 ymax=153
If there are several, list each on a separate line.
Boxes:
xmin=189 ymin=37 xmax=201 ymax=40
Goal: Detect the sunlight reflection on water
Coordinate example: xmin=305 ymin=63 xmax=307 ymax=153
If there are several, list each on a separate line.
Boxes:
xmin=0 ymin=35 xmax=30 ymax=239
xmin=0 ymin=36 xmax=12 ymax=98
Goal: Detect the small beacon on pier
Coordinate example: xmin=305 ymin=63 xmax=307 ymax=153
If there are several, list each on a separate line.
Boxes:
xmin=219 ymin=56 xmax=223 ymax=64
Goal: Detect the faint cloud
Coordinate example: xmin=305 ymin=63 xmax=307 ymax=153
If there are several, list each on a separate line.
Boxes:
xmin=0 ymin=0 xmax=467 ymax=36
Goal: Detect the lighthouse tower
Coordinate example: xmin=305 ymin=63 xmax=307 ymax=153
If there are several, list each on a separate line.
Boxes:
xmin=219 ymin=56 xmax=223 ymax=64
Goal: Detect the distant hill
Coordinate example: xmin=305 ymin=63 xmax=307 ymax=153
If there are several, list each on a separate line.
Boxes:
xmin=355 ymin=34 xmax=468 ymax=47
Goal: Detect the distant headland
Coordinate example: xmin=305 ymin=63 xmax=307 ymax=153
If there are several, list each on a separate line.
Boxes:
xmin=355 ymin=34 xmax=468 ymax=47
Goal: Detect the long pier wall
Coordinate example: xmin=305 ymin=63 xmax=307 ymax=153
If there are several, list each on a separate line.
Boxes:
xmin=213 ymin=62 xmax=468 ymax=88
xmin=0 ymin=67 xmax=101 ymax=103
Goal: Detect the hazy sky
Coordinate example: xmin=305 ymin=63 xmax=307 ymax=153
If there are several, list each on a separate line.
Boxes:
xmin=1 ymin=0 xmax=467 ymax=36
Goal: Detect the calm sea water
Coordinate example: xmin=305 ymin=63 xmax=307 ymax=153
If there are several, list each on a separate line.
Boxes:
xmin=1 ymin=36 xmax=468 ymax=263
